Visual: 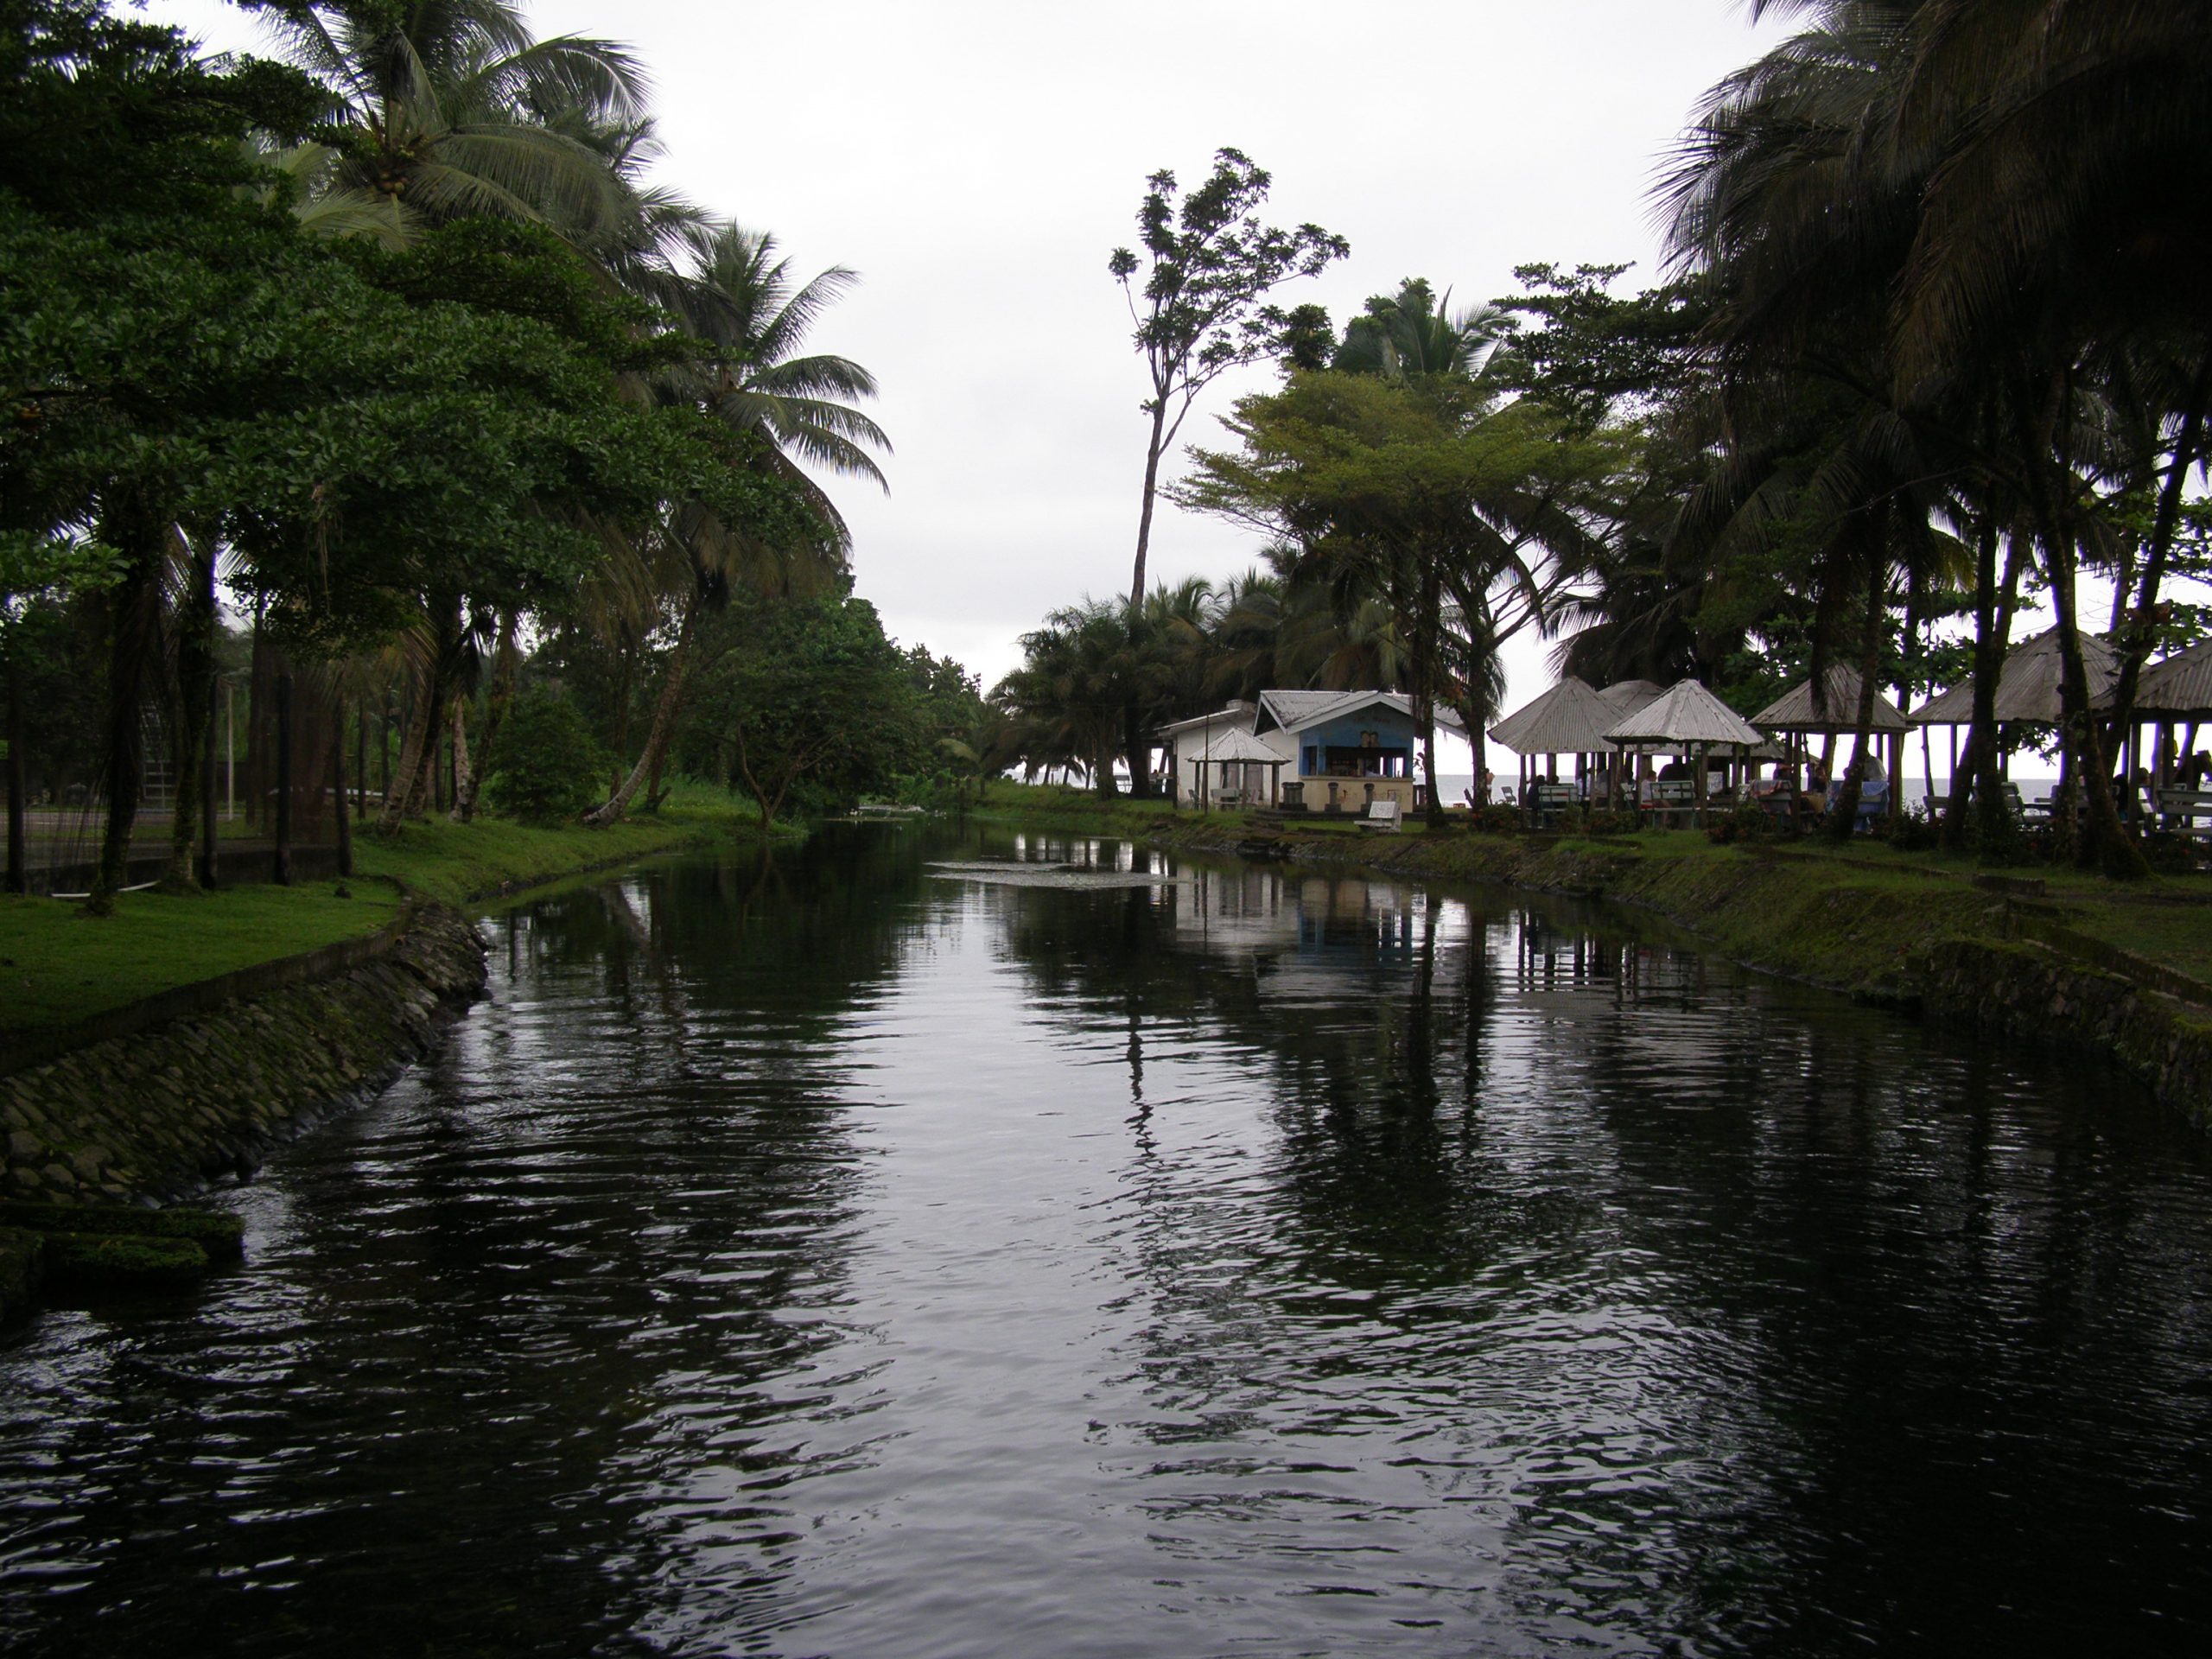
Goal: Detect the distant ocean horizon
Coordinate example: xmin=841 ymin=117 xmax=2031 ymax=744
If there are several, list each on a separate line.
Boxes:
xmin=1429 ymin=772 xmax=2063 ymax=810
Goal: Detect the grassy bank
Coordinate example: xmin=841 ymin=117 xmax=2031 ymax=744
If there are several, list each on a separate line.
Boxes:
xmin=3 ymin=785 xmax=772 ymax=1039
xmin=978 ymin=781 xmax=2212 ymax=1001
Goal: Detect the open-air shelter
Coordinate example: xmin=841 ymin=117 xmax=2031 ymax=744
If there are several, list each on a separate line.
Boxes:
xmin=1910 ymin=627 xmax=2119 ymax=808
xmin=1487 ymin=677 xmax=1621 ymax=811
xmin=2097 ymin=639 xmax=2212 ymax=823
xmin=1194 ymin=725 xmax=1287 ymax=810
xmin=1751 ymin=666 xmax=1910 ymax=818
xmin=1604 ymin=679 xmax=1766 ymax=826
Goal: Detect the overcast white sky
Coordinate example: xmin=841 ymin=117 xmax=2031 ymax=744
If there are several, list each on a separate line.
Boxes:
xmin=150 ymin=0 xmax=1795 ymax=722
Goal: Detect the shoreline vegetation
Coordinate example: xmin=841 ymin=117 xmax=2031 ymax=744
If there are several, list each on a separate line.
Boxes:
xmin=973 ymin=783 xmax=2212 ymax=1124
xmin=0 ymin=783 xmax=779 ymax=1045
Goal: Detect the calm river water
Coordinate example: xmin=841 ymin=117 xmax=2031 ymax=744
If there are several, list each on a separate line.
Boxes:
xmin=6 ymin=825 xmax=2212 ymax=1656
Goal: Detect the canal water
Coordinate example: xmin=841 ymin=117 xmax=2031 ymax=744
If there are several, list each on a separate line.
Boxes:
xmin=5 ymin=825 xmax=2211 ymax=1656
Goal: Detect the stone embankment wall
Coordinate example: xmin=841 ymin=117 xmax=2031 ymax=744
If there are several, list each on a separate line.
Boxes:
xmin=2 ymin=906 xmax=486 ymax=1204
xmin=1915 ymin=938 xmax=2212 ymax=1130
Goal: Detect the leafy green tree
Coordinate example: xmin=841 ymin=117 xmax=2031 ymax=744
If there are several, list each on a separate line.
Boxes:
xmin=483 ymin=686 xmax=606 ymax=822
xmin=1178 ymin=359 xmax=1612 ymax=824
xmin=679 ymin=589 xmax=922 ymax=829
xmin=1109 ymin=149 xmax=1348 ymax=613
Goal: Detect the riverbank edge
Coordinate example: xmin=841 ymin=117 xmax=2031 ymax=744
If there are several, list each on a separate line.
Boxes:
xmin=0 ymin=813 xmax=765 ymax=1259
xmin=982 ymin=803 xmax=2212 ymax=1128
xmin=1 ymin=905 xmax=486 ymax=1221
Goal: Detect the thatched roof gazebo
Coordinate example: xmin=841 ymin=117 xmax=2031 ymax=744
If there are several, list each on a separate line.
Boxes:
xmin=1196 ymin=725 xmax=1286 ymax=809
xmin=2109 ymin=638 xmax=2212 ymax=720
xmin=1911 ymin=627 xmax=2121 ymax=811
xmin=1605 ymin=680 xmax=1766 ymax=825
xmin=1752 ymin=666 xmax=1910 ymax=734
xmin=2097 ymin=638 xmax=2212 ymax=801
xmin=1753 ymin=666 xmax=1910 ymax=817
xmin=1911 ymin=627 xmax=2118 ymax=728
xmin=1489 ymin=677 xmax=1618 ymax=754
xmin=1489 ymin=677 xmax=1622 ymax=816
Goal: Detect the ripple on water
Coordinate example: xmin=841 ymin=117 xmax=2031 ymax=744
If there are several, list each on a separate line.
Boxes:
xmin=4 ymin=836 xmax=2212 ymax=1657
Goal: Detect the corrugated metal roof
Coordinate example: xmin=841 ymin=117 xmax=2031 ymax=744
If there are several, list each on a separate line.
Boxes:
xmin=1605 ymin=679 xmax=1766 ymax=747
xmin=1257 ymin=689 xmax=1465 ymax=736
xmin=2120 ymin=639 xmax=2212 ymax=717
xmin=1197 ymin=728 xmax=1287 ymax=764
xmin=1911 ymin=627 xmax=2119 ymax=725
xmin=1154 ymin=702 xmax=1255 ymax=737
xmin=1597 ymin=679 xmax=1666 ymax=715
xmin=1256 ymin=690 xmax=1358 ymax=730
xmin=1488 ymin=677 xmax=1618 ymax=755
xmin=1752 ymin=666 xmax=1910 ymax=734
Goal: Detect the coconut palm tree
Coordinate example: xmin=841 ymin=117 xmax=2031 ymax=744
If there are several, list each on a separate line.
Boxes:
xmin=582 ymin=224 xmax=891 ymax=824
xmin=246 ymin=0 xmax=650 ymax=244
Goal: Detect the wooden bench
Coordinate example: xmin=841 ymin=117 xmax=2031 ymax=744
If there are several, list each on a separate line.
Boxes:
xmin=1527 ymin=781 xmax=1579 ymax=828
xmin=2155 ymin=789 xmax=2212 ymax=838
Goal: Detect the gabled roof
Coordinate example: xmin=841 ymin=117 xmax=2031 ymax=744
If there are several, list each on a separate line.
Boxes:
xmin=1605 ymin=679 xmax=1765 ymax=747
xmin=1255 ymin=689 xmax=1465 ymax=737
xmin=1154 ymin=701 xmax=1255 ymax=739
xmin=1752 ymin=666 xmax=1910 ymax=734
xmin=2102 ymin=638 xmax=2212 ymax=718
xmin=1912 ymin=627 xmax=2119 ymax=726
xmin=1487 ymin=677 xmax=1618 ymax=755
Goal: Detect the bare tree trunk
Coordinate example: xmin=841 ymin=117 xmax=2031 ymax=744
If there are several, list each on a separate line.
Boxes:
xmin=271 ymin=671 xmax=293 ymax=886
xmin=445 ymin=701 xmax=472 ymax=823
xmin=377 ymin=669 xmax=435 ymax=830
xmin=586 ymin=601 xmax=696 ymax=826
xmin=1822 ymin=559 xmax=1875 ymax=849
xmin=164 ymin=528 xmax=217 ymax=892
xmin=1130 ymin=399 xmax=1169 ymax=613
xmin=90 ymin=510 xmax=165 ymax=912
xmin=454 ymin=610 xmax=516 ymax=822
xmin=332 ymin=700 xmax=353 ymax=879
xmin=2101 ymin=364 xmax=2208 ymax=773
xmin=4 ymin=642 xmax=24 ymax=896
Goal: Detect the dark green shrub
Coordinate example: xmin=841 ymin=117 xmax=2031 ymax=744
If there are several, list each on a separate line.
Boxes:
xmin=1583 ymin=808 xmax=1642 ymax=836
xmin=44 ymin=1233 xmax=210 ymax=1296
xmin=1886 ymin=804 xmax=1939 ymax=852
xmin=0 ymin=1201 xmax=245 ymax=1262
xmin=1467 ymin=803 xmax=1521 ymax=834
xmin=1707 ymin=800 xmax=1779 ymax=845
xmin=486 ymin=689 xmax=611 ymax=823
xmin=2142 ymin=832 xmax=2199 ymax=875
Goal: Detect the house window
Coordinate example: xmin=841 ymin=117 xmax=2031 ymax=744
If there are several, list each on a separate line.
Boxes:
xmin=1304 ymin=746 xmax=1319 ymax=774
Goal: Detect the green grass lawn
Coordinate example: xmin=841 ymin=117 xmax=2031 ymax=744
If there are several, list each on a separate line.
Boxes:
xmin=3 ymin=788 xmax=772 ymax=1039
xmin=1 ymin=882 xmax=401 ymax=1036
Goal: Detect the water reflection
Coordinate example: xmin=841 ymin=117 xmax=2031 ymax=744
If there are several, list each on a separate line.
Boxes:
xmin=3 ymin=824 xmax=2210 ymax=1656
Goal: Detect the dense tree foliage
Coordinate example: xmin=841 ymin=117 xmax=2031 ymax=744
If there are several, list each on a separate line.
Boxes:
xmin=3 ymin=0 xmax=951 ymax=902
xmin=1007 ymin=4 xmax=2212 ymax=874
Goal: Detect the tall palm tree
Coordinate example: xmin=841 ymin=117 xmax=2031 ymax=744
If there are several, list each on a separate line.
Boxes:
xmin=1335 ymin=279 xmax=1508 ymax=382
xmin=582 ymin=224 xmax=891 ymax=823
xmin=248 ymin=0 xmax=650 ymax=244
